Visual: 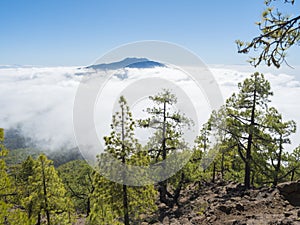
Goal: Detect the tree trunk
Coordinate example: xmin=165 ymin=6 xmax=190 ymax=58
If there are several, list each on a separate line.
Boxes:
xmin=244 ymin=145 xmax=251 ymax=189
xmin=221 ymin=152 xmax=225 ymax=179
xmin=173 ymin=171 xmax=185 ymax=206
xmin=123 ymin=184 xmax=130 ymax=225
xmin=86 ymin=198 xmax=90 ymax=217
xmin=291 ymin=169 xmax=295 ymax=181
xmin=37 ymin=213 xmax=41 ymax=225
xmin=245 ymin=78 xmax=257 ymax=189
xmin=121 ymin=104 xmax=130 ymax=225
xmin=158 ymin=100 xmax=174 ymax=208
xmin=158 ymin=180 xmax=174 ymax=208
xmin=274 ymin=135 xmax=283 ymax=186
xmin=212 ymin=162 xmax=216 ymax=183
xmin=251 ymin=170 xmax=255 ymax=186
xmin=41 ymin=158 xmax=51 ymax=225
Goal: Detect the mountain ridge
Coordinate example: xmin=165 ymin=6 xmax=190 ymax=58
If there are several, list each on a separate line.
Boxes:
xmin=85 ymin=57 xmax=165 ymax=70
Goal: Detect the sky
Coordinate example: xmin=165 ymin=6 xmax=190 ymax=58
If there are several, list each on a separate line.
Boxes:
xmin=0 ymin=1 xmax=299 ymax=154
xmin=0 ymin=0 xmax=299 ymax=68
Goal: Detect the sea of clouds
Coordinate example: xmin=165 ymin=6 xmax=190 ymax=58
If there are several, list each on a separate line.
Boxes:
xmin=0 ymin=64 xmax=299 ymax=153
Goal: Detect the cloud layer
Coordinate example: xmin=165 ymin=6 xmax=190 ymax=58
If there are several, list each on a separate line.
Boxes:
xmin=0 ymin=65 xmax=299 ymax=153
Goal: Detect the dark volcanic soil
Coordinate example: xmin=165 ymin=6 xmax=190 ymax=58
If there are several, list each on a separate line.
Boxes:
xmin=142 ymin=180 xmax=300 ymax=225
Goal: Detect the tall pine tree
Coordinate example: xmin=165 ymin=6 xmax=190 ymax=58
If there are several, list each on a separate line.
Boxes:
xmin=224 ymin=72 xmax=273 ymax=188
xmin=90 ymin=96 xmax=157 ymax=224
xmin=0 ymin=128 xmax=31 ymax=225
xmin=139 ymin=89 xmax=192 ymax=207
xmin=23 ymin=154 xmax=74 ymax=225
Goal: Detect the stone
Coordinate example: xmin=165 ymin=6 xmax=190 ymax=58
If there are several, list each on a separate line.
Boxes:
xmin=169 ymin=218 xmax=180 ymax=225
xmin=284 ymin=212 xmax=293 ymax=217
xmin=179 ymin=218 xmax=191 ymax=225
xmin=217 ymin=204 xmax=232 ymax=214
xmin=277 ymin=181 xmax=300 ymax=194
xmin=277 ymin=181 xmax=300 ymax=206
xmin=162 ymin=216 xmax=169 ymax=224
xmin=297 ymin=209 xmax=300 ymax=217
xmin=190 ymin=216 xmax=204 ymax=224
xmin=207 ymin=215 xmax=217 ymax=222
xmin=235 ymin=203 xmax=244 ymax=211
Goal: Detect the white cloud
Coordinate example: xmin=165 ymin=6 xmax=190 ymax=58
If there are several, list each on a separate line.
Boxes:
xmin=0 ymin=64 xmax=299 ymax=153
xmin=0 ymin=66 xmax=81 ymax=150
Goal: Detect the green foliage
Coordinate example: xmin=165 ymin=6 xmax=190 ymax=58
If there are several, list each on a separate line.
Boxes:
xmin=88 ymin=173 xmax=121 ymax=225
xmin=89 ymin=171 xmax=157 ymax=225
xmin=5 ymin=148 xmax=40 ymax=166
xmin=0 ymin=128 xmax=8 ymax=156
xmin=0 ymin=129 xmax=32 ymax=225
xmin=58 ymin=160 xmax=94 ymax=216
xmin=259 ymin=107 xmax=296 ymax=185
xmin=138 ymin=89 xmax=193 ymax=207
xmin=191 ymin=72 xmax=298 ymax=188
xmin=90 ymin=96 xmax=157 ymax=224
xmin=287 ymin=145 xmax=300 ymax=181
xmin=237 ymin=0 xmax=300 ymax=67
xmin=22 ymin=154 xmax=74 ymax=224
xmin=224 ymin=73 xmax=273 ymax=188
xmin=47 ymin=147 xmax=83 ymax=167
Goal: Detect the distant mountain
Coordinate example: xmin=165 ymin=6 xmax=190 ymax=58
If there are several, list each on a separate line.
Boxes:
xmin=4 ymin=128 xmax=35 ymax=150
xmin=85 ymin=57 xmax=165 ymax=70
xmin=125 ymin=60 xmax=165 ymax=68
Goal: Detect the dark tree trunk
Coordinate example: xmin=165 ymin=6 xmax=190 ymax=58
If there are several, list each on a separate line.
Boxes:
xmin=173 ymin=172 xmax=185 ymax=205
xmin=212 ymin=162 xmax=216 ymax=183
xmin=123 ymin=184 xmax=130 ymax=225
xmin=273 ymin=135 xmax=283 ymax=186
xmin=291 ymin=169 xmax=295 ymax=181
xmin=86 ymin=198 xmax=91 ymax=217
xmin=245 ymin=78 xmax=257 ymax=189
xmin=158 ymin=100 xmax=174 ymax=208
xmin=41 ymin=159 xmax=51 ymax=225
xmin=244 ymin=144 xmax=251 ymax=189
xmin=28 ymin=201 xmax=33 ymax=219
xmin=121 ymin=105 xmax=130 ymax=225
xmin=251 ymin=170 xmax=255 ymax=186
xmin=221 ymin=152 xmax=225 ymax=179
xmin=158 ymin=180 xmax=174 ymax=208
xmin=37 ymin=212 xmax=41 ymax=225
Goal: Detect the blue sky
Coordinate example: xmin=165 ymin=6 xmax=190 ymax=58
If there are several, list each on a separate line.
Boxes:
xmin=0 ymin=0 xmax=299 ymax=67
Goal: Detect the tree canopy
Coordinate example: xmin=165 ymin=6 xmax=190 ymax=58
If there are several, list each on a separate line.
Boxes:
xmin=236 ymin=0 xmax=300 ymax=68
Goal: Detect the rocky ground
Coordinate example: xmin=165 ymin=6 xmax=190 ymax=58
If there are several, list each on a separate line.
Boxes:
xmin=142 ymin=180 xmax=300 ymax=225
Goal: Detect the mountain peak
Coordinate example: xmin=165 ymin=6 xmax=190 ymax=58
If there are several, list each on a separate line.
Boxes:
xmin=85 ymin=57 xmax=165 ymax=70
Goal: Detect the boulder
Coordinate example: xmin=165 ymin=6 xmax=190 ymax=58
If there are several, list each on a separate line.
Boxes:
xmin=277 ymin=180 xmax=300 ymax=206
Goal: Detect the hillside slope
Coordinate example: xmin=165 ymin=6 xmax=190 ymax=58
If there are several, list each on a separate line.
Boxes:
xmin=142 ymin=180 xmax=300 ymax=225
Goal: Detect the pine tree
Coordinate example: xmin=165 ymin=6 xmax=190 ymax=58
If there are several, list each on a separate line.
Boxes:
xmin=0 ymin=128 xmax=31 ymax=225
xmin=88 ymin=172 xmax=120 ymax=225
xmin=139 ymin=89 xmax=192 ymax=207
xmin=23 ymin=154 xmax=74 ymax=225
xmin=18 ymin=156 xmax=35 ymax=219
xmin=263 ymin=107 xmax=296 ymax=185
xmin=287 ymin=145 xmax=300 ymax=181
xmin=90 ymin=96 xmax=157 ymax=224
xmin=58 ymin=160 xmax=94 ymax=217
xmin=0 ymin=128 xmax=12 ymax=224
xmin=224 ymin=72 xmax=273 ymax=188
xmin=195 ymin=111 xmax=243 ymax=183
xmin=237 ymin=0 xmax=300 ymax=68
xmin=185 ymin=121 xmax=213 ymax=185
